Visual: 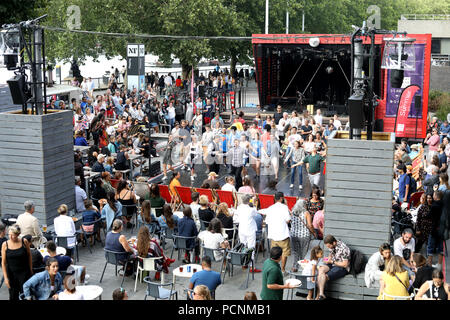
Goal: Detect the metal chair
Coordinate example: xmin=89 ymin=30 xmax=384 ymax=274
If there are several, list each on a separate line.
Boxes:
xmin=222 ymin=225 xmax=238 ymax=249
xmin=121 ymin=204 xmax=138 ymax=231
xmin=222 ymin=248 xmax=254 ymax=289
xmin=380 ymin=292 xmax=415 ymax=300
xmin=99 ymin=249 xmax=132 ymax=287
xmin=160 ymin=227 xmax=176 ymax=250
xmin=143 ymin=277 xmax=177 ymax=300
xmin=286 ymin=271 xmax=317 ymax=300
xmin=201 ymin=245 xmax=227 ymax=274
xmin=82 ymin=217 xmax=105 ymax=253
xmin=170 ymin=235 xmax=197 ymax=261
xmin=199 ymin=219 xmax=210 ymax=231
xmin=254 ymin=230 xmax=266 ymax=263
xmin=134 ymin=256 xmax=163 ymax=292
xmin=54 ymin=235 xmax=79 ymax=262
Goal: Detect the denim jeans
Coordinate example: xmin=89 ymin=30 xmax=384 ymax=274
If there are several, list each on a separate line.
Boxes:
xmin=285 ymin=146 xmax=292 ymax=167
xmin=290 ymin=165 xmax=303 ymax=186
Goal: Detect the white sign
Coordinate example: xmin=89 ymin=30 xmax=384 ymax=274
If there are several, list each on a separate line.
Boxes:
xmin=127 ymin=45 xmax=139 ymax=57
xmin=139 ymin=44 xmax=145 ymax=57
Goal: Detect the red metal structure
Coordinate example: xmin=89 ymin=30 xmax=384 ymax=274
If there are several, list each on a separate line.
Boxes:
xmin=252 ymin=33 xmax=432 ymax=139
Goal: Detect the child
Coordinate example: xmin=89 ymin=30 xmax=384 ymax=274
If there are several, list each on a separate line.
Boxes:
xmin=302 ymin=246 xmax=324 ymax=300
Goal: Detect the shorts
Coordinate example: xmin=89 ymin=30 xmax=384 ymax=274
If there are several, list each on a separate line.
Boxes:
xmin=150 ymin=122 xmax=158 ymax=128
xmin=271 ymin=238 xmax=291 ymax=257
xmin=325 ymin=263 xmax=348 ymax=281
xmin=427 ymin=234 xmax=444 ymax=256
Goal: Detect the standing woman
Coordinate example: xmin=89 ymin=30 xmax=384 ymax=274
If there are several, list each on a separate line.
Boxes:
xmin=1 ymin=224 xmax=33 ymax=300
xmin=249 ymin=131 xmax=263 ymax=179
xmin=290 ymin=199 xmax=315 ymax=272
xmin=90 ymin=112 xmax=105 ymax=147
xmin=187 ymin=134 xmax=202 ymax=182
xmin=415 ymin=193 xmax=433 ymax=253
xmin=84 ymin=107 xmax=95 ymax=141
xmin=263 ymin=134 xmax=280 ymax=180
xmin=305 ymin=187 xmax=324 ymax=219
xmin=285 ymin=140 xmax=306 ymax=190
xmin=162 ymin=134 xmax=177 ymax=181
xmin=303 ymin=134 xmax=316 ymax=155
xmin=191 ymin=109 xmax=203 ymax=137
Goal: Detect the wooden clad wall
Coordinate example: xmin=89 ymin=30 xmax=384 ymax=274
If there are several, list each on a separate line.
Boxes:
xmin=0 ymin=110 xmax=75 ymax=225
xmin=323 ymin=138 xmax=394 ymax=299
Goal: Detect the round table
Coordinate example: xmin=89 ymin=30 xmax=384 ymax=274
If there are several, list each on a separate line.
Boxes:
xmin=75 ymin=285 xmax=103 ymax=300
xmin=173 ymin=211 xmax=184 ymax=219
xmin=172 ymin=264 xmax=202 ymax=284
xmin=39 ymin=246 xmax=66 ymax=257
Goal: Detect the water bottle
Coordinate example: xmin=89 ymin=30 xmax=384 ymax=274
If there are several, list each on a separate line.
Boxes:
xmin=187 ymin=265 xmax=191 ymax=273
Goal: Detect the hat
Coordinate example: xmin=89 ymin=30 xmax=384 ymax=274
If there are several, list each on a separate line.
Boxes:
xmin=208 ymin=172 xmax=218 ymax=177
xmin=97 ymin=154 xmax=105 ymax=160
xmin=410 ymin=144 xmax=418 ymax=150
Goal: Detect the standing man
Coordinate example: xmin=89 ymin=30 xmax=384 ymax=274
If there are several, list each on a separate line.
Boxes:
xmin=273 ymin=105 xmax=283 ymax=125
xmin=227 ymin=139 xmax=245 ymax=190
xmin=260 ymin=246 xmax=296 ymax=300
xmin=301 ymin=145 xmax=326 ymax=188
xmin=316 ymin=235 xmax=351 ymax=300
xmin=314 ymin=109 xmax=323 ymax=126
xmin=397 ymin=164 xmax=411 ymax=203
xmin=75 ymin=176 xmax=87 ymax=213
xmin=300 ymin=119 xmax=313 ymax=141
xmin=16 ymin=200 xmax=47 ymax=248
xmin=206 ymin=136 xmax=221 ymax=175
xmin=262 ymin=192 xmax=291 ymax=274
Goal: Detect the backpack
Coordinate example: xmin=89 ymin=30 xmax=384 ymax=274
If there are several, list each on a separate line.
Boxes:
xmin=349 ymin=249 xmax=367 ymax=278
xmin=409 ymin=175 xmax=417 ymax=194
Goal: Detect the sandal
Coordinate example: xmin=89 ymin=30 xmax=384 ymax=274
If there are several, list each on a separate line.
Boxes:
xmin=317 ymin=295 xmax=326 ymax=300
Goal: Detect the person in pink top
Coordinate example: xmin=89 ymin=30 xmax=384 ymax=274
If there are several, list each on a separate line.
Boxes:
xmin=312 ymin=210 xmax=324 ymax=240
xmin=238 ymin=176 xmax=256 ymax=194
xmin=425 ymin=128 xmax=440 ymax=163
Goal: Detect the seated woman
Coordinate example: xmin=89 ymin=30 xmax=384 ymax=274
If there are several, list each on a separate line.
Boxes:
xmin=115 ymin=145 xmax=130 ymax=171
xmin=146 ymin=183 xmax=166 ymax=217
xmin=116 ymin=179 xmax=137 ymax=229
xmin=415 ymin=269 xmax=449 ymax=300
xmin=103 ymin=156 xmax=115 ymax=175
xmin=198 ymin=195 xmax=215 ymax=224
xmin=411 ymin=253 xmax=434 ymax=291
xmin=215 ymin=203 xmax=234 ymax=240
xmin=104 ymin=219 xmax=135 ymax=275
xmin=22 ymin=257 xmax=63 ymax=300
xmin=74 ymin=130 xmax=89 ymax=146
xmin=136 ymin=226 xmax=175 ymax=281
xmin=178 ymin=207 xmax=200 ymax=264
xmin=101 ymin=172 xmax=116 ymax=195
xmin=53 ymin=204 xmax=76 ymax=254
xmin=58 ymin=267 xmax=84 ymax=300
xmin=169 ymin=171 xmax=182 ymax=204
xmin=157 ymin=204 xmax=179 ymax=236
xmin=91 ymin=177 xmax=107 ymax=209
xmin=198 ymin=218 xmax=230 ymax=262
xmin=138 ymin=200 xmax=159 ymax=234
xmin=82 ymin=200 xmax=102 ymax=244
xmin=364 ymin=243 xmax=392 ymax=289
xmin=377 ymin=256 xmax=411 ymax=300
xmin=100 ymin=192 xmax=123 ymax=232
xmin=238 ymin=176 xmax=256 ymax=194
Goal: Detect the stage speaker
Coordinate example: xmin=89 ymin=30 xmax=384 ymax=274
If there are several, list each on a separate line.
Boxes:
xmin=348 ymin=93 xmax=365 ymax=129
xmin=149 ymin=161 xmax=161 ymax=177
xmin=374 ymin=119 xmax=384 ymax=132
xmin=7 ymin=74 xmax=28 ymax=105
xmin=256 ymin=44 xmax=264 ymax=58
xmin=198 ymin=85 xmax=205 ymax=98
xmin=390 ymin=69 xmax=404 ymax=89
xmin=414 ymin=95 xmax=421 ymax=113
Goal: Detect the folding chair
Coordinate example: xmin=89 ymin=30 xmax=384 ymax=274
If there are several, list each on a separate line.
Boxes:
xmin=408 ymin=191 xmax=424 ymax=208
xmin=158 ymin=184 xmax=175 ymax=210
xmin=99 ymin=249 xmax=132 ymax=287
xmin=214 ymin=189 xmax=236 ymax=208
xmin=135 ymin=256 xmax=164 ymax=292
xmin=258 ymin=194 xmax=275 ymax=209
xmin=285 ymin=196 xmax=299 ymax=211
xmin=174 ymin=186 xmax=194 ymax=210
xmin=195 ymin=188 xmax=216 ymax=203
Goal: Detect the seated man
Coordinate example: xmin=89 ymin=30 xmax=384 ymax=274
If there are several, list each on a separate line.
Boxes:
xmin=393 ymin=228 xmax=415 ymax=277
xmin=44 ymin=240 xmax=88 ymax=284
xmin=16 ymin=200 xmax=47 ymax=248
xmin=316 ymin=235 xmax=351 ymax=300
xmin=23 ymin=235 xmax=45 ymax=271
xmin=188 ymin=256 xmax=221 ymax=299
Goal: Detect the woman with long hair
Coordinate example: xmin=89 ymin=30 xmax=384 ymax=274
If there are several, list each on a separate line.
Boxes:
xmin=146 ymin=184 xmax=166 ymax=217
xmin=378 ymin=256 xmax=410 ymax=300
xmin=238 ymin=176 xmax=256 ymax=194
xmin=162 ymin=134 xmax=177 ymax=181
xmin=415 ymin=193 xmax=433 ymax=252
xmin=198 ymin=218 xmax=230 ymax=262
xmin=90 ymin=112 xmax=105 ymax=147
xmin=216 ymin=203 xmax=234 ymax=240
xmin=438 ymin=172 xmax=450 ymax=191
xmin=249 ymin=131 xmax=262 ymax=179
xmin=136 ymin=226 xmax=174 ymax=280
xmin=100 ymin=191 xmax=123 ymax=232
xmin=157 ymin=204 xmax=178 ymax=235
xmin=138 ymin=200 xmax=159 ymax=234
xmin=116 ymin=179 xmax=137 ymax=229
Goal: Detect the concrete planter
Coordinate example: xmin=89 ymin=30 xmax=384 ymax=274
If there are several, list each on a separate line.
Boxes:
xmin=0 ymin=109 xmax=75 ymax=225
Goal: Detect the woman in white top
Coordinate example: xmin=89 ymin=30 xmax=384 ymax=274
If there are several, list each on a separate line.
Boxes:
xmin=136 ymin=104 xmax=145 ymax=121
xmin=53 ymin=204 xmax=77 ymax=249
xmin=289 ymin=111 xmax=301 ymax=129
xmin=191 ymin=109 xmax=203 ymax=137
xmin=221 ymin=176 xmax=237 ymax=193
xmin=167 ymin=103 xmax=176 ymax=128
xmin=198 ymin=218 xmax=230 ymax=261
xmin=186 ymin=135 xmax=202 ymax=181
xmin=58 ymin=270 xmax=84 ymax=300
xmin=303 ymin=134 xmax=316 ymax=154
xmin=364 ymin=243 xmax=392 ymax=289
xmin=105 ymin=120 xmax=116 ymax=137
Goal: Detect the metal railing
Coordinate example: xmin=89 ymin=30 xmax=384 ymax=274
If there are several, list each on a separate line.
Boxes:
xmin=400 ymin=14 xmax=450 ymax=20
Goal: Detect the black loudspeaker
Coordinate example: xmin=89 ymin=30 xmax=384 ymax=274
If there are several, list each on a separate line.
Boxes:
xmin=374 ymin=119 xmax=384 ymax=132
xmin=256 ymin=44 xmax=263 ymax=58
xmin=149 ymin=161 xmax=161 ymax=177
xmin=198 ymin=85 xmax=205 ymax=98
xmin=390 ymin=69 xmax=404 ymax=89
xmin=414 ymin=95 xmax=421 ymax=113
xmin=7 ymin=74 xmax=27 ymax=105
xmin=348 ymin=93 xmax=365 ymax=129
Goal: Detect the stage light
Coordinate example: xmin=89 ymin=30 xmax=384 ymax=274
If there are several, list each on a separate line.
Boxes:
xmin=381 ymin=36 xmax=416 ymax=88
xmin=309 ymin=37 xmax=320 ymax=48
xmin=325 ymin=66 xmax=334 ymax=74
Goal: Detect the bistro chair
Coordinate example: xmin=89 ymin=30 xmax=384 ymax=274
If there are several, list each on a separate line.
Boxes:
xmin=285 ymin=271 xmax=317 ymax=300
xmin=81 ymin=217 xmax=105 ymax=253
xmin=54 ymin=235 xmax=79 ymax=262
xmin=143 ymin=277 xmax=177 ymax=300
xmin=222 ymin=247 xmax=254 ymax=289
xmin=99 ymin=249 xmax=132 ymax=287
xmin=201 ymin=245 xmax=227 ymax=275
xmin=134 ymin=256 xmax=164 ymax=292
xmin=170 ymin=235 xmax=197 ymax=262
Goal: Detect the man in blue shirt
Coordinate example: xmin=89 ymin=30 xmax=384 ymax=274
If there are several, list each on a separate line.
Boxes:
xmin=188 ymin=256 xmax=221 ymax=298
xmin=397 ymin=164 xmax=411 ymax=204
xmin=439 ymin=120 xmax=450 ymax=143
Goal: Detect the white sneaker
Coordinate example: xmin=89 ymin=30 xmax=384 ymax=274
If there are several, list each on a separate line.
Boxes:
xmin=83 ymin=274 xmax=90 ymax=285
xmin=191 ymin=176 xmax=195 ymax=181
xmin=162 ymin=175 xmax=168 ymax=180
xmin=290 ymin=184 xmax=294 ymax=188
xmin=299 ymin=185 xmax=303 ymax=190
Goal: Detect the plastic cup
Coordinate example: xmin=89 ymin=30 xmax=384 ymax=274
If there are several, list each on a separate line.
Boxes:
xmin=42 ymin=225 xmax=47 ymax=232
xmin=179 ymin=266 xmax=183 ymax=272
xmin=193 ymin=268 xmax=197 ymax=273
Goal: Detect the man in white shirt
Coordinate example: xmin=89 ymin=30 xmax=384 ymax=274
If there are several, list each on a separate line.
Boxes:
xmin=16 ymin=200 xmax=47 ymax=248
xmin=190 ymin=192 xmax=201 ymax=231
xmin=261 ymin=192 xmax=291 ymax=273
xmin=314 ymin=109 xmax=323 ymax=126
xmin=333 ymin=114 xmax=342 ymax=130
xmin=393 ymin=228 xmax=415 ymax=274
xmin=164 ymin=73 xmax=173 ymax=87
xmin=237 ymin=194 xmax=258 ymax=255
xmin=75 ymin=176 xmax=87 ymax=213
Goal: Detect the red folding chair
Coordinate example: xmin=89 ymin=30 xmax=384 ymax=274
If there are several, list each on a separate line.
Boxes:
xmin=285 ymin=196 xmax=298 ymax=211
xmin=175 ymin=186 xmax=194 ymax=210
xmin=408 ymin=191 xmax=424 ymax=208
xmin=214 ymin=189 xmax=236 ymax=208
xmin=158 ymin=184 xmax=173 ymax=207
xmin=195 ymin=188 xmax=216 ymax=203
xmin=258 ymin=194 xmax=275 ymax=210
